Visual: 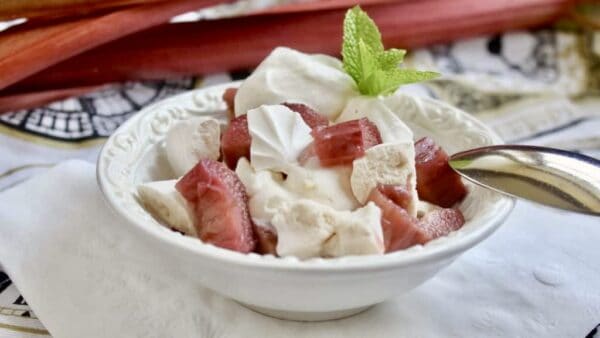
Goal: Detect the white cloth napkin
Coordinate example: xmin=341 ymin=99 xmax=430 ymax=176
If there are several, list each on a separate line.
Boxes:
xmin=0 ymin=160 xmax=598 ymax=338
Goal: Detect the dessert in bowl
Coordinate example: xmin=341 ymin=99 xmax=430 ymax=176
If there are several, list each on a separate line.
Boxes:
xmin=97 ymin=7 xmax=514 ymax=321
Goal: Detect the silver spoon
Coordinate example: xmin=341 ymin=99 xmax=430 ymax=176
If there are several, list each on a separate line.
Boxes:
xmin=449 ymin=145 xmax=600 ymax=216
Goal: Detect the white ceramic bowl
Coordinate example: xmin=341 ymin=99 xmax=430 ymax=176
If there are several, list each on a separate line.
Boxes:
xmin=97 ymin=82 xmax=514 ymax=321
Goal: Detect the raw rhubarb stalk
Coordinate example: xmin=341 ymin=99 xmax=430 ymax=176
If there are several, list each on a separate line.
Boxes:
xmin=0 ymin=0 xmax=165 ymax=21
xmin=0 ymin=0 xmax=225 ymax=92
xmin=0 ymin=0 xmax=575 ymax=110
xmin=252 ymin=0 xmax=405 ymax=16
xmin=0 ymin=85 xmax=102 ymax=112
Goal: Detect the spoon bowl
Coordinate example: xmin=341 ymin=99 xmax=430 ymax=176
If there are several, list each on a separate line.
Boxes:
xmin=449 ymin=145 xmax=600 ymax=216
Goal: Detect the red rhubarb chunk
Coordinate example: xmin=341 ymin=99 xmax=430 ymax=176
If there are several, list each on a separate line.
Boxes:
xmin=415 ymin=137 xmax=467 ymax=208
xmin=222 ymin=87 xmax=237 ymax=119
xmin=368 ymin=185 xmax=466 ymax=253
xmin=418 ymin=208 xmax=465 ymax=242
xmin=312 ymin=118 xmax=382 ymax=166
xmin=176 ymin=159 xmax=256 ymax=253
xmin=221 ymin=114 xmax=251 ymax=169
xmin=254 ymin=225 xmax=278 ymax=255
xmin=368 ymin=186 xmax=420 ymax=252
xmin=377 ymin=184 xmax=413 ymax=211
xmin=283 ymin=102 xmax=329 ymax=129
xmin=298 ymin=143 xmax=317 ymax=165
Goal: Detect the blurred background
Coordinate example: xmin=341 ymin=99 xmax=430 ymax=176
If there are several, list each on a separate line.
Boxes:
xmin=0 ymin=1 xmax=598 ymax=334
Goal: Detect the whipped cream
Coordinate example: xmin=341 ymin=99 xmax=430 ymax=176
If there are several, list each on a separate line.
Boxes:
xmin=283 ymin=163 xmax=359 ymax=211
xmin=234 ymin=47 xmax=358 ymax=120
xmin=236 ymin=158 xmax=359 ymax=226
xmin=351 ymin=142 xmax=418 ymax=216
xmin=337 ymin=95 xmax=414 ymax=143
xmin=165 ymin=117 xmax=221 ymax=177
xmin=247 ymin=104 xmax=313 ymax=173
xmin=137 ymin=180 xmax=197 ymax=236
xmin=272 ymin=199 xmax=384 ymax=259
xmin=235 ymin=158 xmax=293 ymax=226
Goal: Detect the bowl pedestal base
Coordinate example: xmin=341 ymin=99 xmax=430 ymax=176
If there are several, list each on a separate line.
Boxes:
xmin=240 ymin=303 xmax=374 ymax=322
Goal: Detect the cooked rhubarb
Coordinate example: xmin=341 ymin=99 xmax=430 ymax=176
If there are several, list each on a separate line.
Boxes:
xmin=376 ymin=183 xmax=413 ymax=212
xmin=222 ymin=87 xmax=237 ymax=114
xmin=415 ymin=137 xmax=467 ymax=207
xmin=368 ymin=185 xmax=465 ymax=252
xmin=283 ymin=102 xmax=329 ymax=129
xmin=297 ymin=143 xmax=317 ymax=165
xmin=221 ymin=115 xmax=251 ymax=169
xmin=176 ymin=159 xmax=256 ymax=253
xmin=418 ymin=208 xmax=465 ymax=242
xmin=254 ymin=225 xmax=278 ymax=255
xmin=368 ymin=185 xmax=420 ymax=252
xmin=312 ymin=118 xmax=382 ymax=166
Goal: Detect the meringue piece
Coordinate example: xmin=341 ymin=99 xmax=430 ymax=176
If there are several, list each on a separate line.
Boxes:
xmin=322 ymin=202 xmax=384 ymax=257
xmin=247 ymin=105 xmax=313 ymax=172
xmin=235 ymin=158 xmax=293 ymax=225
xmin=235 ymin=47 xmax=358 ymax=120
xmin=165 ymin=117 xmax=221 ymax=177
xmin=337 ymin=95 xmax=413 ymax=143
xmin=271 ymin=200 xmax=384 ymax=259
xmin=351 ymin=143 xmax=418 ymax=216
xmin=283 ymin=164 xmax=359 ymax=211
xmin=271 ymin=200 xmax=334 ymax=259
xmin=137 ymin=180 xmax=197 ymax=236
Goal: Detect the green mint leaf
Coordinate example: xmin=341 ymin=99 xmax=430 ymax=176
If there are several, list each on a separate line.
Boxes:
xmin=355 ymin=41 xmax=376 ymax=95
xmin=377 ymin=68 xmax=440 ymax=96
xmin=360 ymin=70 xmax=385 ymax=96
xmin=376 ymin=48 xmax=406 ymax=71
xmin=342 ymin=5 xmax=382 ymax=84
xmin=341 ymin=6 xmax=439 ymax=96
xmin=387 ymin=68 xmax=440 ymax=86
xmin=356 ymin=39 xmax=378 ymax=89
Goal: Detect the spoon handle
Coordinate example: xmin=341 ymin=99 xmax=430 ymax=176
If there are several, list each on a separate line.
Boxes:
xmin=449 ymin=145 xmax=600 ymax=216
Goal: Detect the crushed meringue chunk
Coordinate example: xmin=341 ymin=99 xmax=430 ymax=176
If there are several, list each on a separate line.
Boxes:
xmin=165 ymin=117 xmax=221 ymax=177
xmin=351 ymin=142 xmax=418 ymax=216
xmin=137 ymin=180 xmax=197 ymax=237
xmin=271 ymin=199 xmax=384 ymax=259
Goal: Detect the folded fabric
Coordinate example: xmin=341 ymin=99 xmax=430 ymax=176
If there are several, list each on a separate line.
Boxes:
xmin=0 ymin=160 xmax=598 ymax=337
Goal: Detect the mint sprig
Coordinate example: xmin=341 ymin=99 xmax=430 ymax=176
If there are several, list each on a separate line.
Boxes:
xmin=342 ymin=6 xmax=439 ymax=96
